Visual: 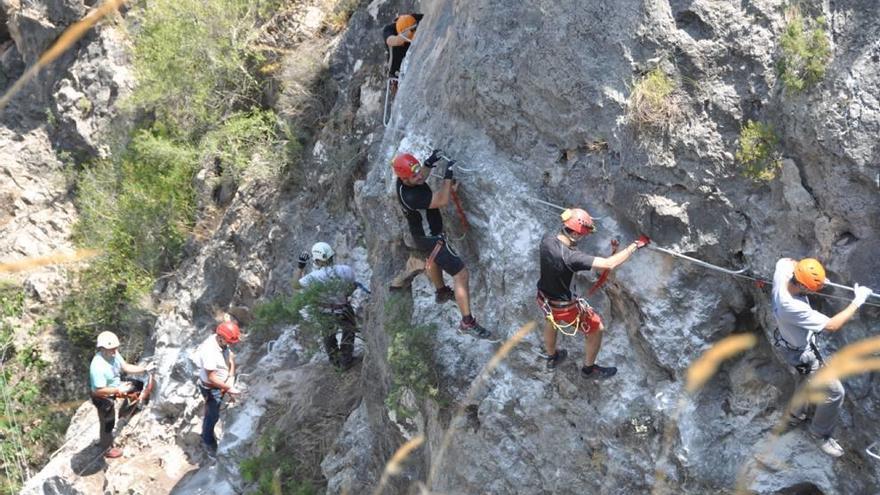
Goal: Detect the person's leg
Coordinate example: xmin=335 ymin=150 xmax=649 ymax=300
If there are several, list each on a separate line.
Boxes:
xmin=452 ymin=267 xmax=471 ymax=317
xmin=543 ymin=319 xmax=557 ymax=356
xmin=584 ymin=324 xmax=604 ymax=366
xmin=425 ymin=257 xmax=445 ymax=290
xmin=323 ymin=329 xmax=341 ymax=365
xmin=92 ymin=397 xmax=116 ymax=449
xmin=338 ymin=310 xmax=356 ymax=366
xmin=809 ymin=378 xmax=845 ymax=438
xmin=200 ymin=388 xmax=222 ymax=449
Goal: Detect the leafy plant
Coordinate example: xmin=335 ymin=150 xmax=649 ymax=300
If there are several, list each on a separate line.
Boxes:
xmin=736 ymin=120 xmax=781 ymax=181
xmin=240 ymin=430 xmax=317 ymax=495
xmin=628 ymin=67 xmax=681 ymax=132
xmin=778 ymin=12 xmax=831 ymax=92
xmin=200 ymin=110 xmax=285 ymax=181
xmin=383 ymin=296 xmax=439 ymax=419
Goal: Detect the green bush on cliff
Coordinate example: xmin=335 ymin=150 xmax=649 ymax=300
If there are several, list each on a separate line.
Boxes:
xmin=778 ymin=12 xmax=831 ymax=92
xmin=736 ymin=120 xmax=781 ymax=181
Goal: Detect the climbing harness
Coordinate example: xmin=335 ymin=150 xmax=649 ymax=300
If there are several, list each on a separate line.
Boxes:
xmin=588 ymin=239 xmax=619 ymax=297
xmin=647 ymin=245 xmax=880 ymax=309
xmin=536 ymin=290 xmax=600 ymax=337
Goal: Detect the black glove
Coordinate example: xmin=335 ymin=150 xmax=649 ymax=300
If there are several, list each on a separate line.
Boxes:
xmin=424 ymin=149 xmax=443 ymax=168
xmin=443 ymin=160 xmax=455 ymax=180
xmin=297 ymin=251 xmax=310 ymax=269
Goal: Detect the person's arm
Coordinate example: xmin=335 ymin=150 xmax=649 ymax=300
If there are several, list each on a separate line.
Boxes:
xmin=206 ymin=370 xmax=231 ymax=392
xmin=824 ymin=284 xmax=873 ymax=332
xmin=592 ymin=237 xmax=649 ymax=270
xmin=428 ymin=179 xmax=453 ymax=209
xmin=293 ymin=251 xmax=311 ymax=289
xmin=226 ymin=351 xmax=236 ymax=385
xmin=121 ymin=362 xmax=146 ymax=374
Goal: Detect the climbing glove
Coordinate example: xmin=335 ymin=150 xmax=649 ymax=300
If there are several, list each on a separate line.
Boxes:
xmin=443 ymin=160 xmax=455 ymax=180
xmin=297 ymin=251 xmax=310 ymax=269
xmin=425 ymin=149 xmax=443 ymax=168
xmin=635 ymin=235 xmax=651 ymax=249
xmin=852 ymin=283 xmax=874 ymax=308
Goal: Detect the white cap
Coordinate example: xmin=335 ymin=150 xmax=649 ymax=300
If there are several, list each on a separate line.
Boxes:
xmin=96 ymin=331 xmax=120 ymax=349
xmin=311 ymin=242 xmax=335 ymax=262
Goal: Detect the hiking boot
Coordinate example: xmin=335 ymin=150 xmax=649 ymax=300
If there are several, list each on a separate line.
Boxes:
xmin=787 ymin=411 xmax=808 ymax=428
xmin=581 ymin=364 xmax=617 ymax=380
xmin=811 ymin=433 xmax=844 ymax=457
xmin=546 ymin=349 xmax=568 ymax=371
xmin=458 ymin=317 xmax=495 ymax=340
xmin=435 ymin=286 xmax=455 ymax=304
xmin=104 ymin=447 xmax=123 ymax=459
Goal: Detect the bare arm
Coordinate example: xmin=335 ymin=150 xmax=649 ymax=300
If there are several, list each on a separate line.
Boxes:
xmin=592 ymin=242 xmax=639 ymax=270
xmin=428 ymin=179 xmax=453 ymax=209
xmin=824 ymin=303 xmax=860 ymax=332
xmin=121 ymin=362 xmax=145 ymax=374
xmin=386 ymin=33 xmax=410 ymax=47
xmin=206 ymin=370 xmax=231 ymax=392
xmin=226 ymin=352 xmax=236 ymax=384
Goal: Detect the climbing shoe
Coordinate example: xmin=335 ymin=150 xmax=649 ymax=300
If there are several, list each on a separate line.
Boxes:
xmin=811 ymin=433 xmax=844 ymax=457
xmin=581 ymin=364 xmax=617 ymax=380
xmin=104 ymin=447 xmax=123 ymax=459
xmin=458 ymin=316 xmax=495 ymax=340
xmin=435 ymin=286 xmax=455 ymax=304
xmin=546 ymin=349 xmax=568 ymax=371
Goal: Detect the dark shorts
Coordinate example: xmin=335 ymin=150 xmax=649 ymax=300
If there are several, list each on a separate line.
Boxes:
xmin=414 ymin=236 xmax=464 ymax=276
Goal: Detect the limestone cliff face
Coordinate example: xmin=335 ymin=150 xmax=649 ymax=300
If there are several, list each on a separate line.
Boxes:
xmin=18 ymin=0 xmax=880 ymax=494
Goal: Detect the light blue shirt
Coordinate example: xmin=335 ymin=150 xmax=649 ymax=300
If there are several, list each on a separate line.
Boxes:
xmin=771 ymin=259 xmax=830 ymax=350
xmin=89 ymin=352 xmax=126 ymax=391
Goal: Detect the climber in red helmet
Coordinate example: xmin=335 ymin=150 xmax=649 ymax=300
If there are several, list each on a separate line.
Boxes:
xmin=195 ymin=319 xmax=242 ymax=458
xmin=771 ymin=257 xmax=873 ymax=458
xmin=536 ymin=208 xmax=649 ymax=377
xmin=392 ymin=150 xmax=495 ymax=341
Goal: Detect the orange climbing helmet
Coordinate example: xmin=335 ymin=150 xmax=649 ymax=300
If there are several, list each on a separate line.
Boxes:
xmin=216 ymin=321 xmax=241 ymax=344
xmin=794 ymin=258 xmax=826 ymax=292
xmin=392 ymin=153 xmax=421 ymax=179
xmin=396 ymin=14 xmax=417 ymax=40
xmin=561 ymin=208 xmax=595 ymax=235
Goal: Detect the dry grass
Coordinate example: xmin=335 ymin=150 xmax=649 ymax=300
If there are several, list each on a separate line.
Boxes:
xmin=0 ymin=249 xmax=100 ymax=273
xmin=628 ymin=68 xmax=683 ymax=133
xmin=372 ymin=435 xmax=425 ymax=495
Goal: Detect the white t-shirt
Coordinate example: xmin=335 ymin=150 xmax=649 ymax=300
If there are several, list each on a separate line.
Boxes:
xmin=196 ymin=334 xmax=231 ymax=384
xmin=771 ymin=259 xmax=830 ymax=350
xmin=298 ymin=264 xmax=356 ymax=305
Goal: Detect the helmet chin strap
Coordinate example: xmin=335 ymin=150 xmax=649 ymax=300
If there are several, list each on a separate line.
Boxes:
xmin=560 ymin=229 xmax=578 ymax=246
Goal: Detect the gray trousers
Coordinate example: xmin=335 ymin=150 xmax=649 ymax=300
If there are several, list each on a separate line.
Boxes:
xmin=777 ymin=344 xmax=844 ymax=438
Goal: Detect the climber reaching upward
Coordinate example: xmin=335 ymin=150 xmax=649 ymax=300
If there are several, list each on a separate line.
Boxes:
xmin=383 ymin=13 xmax=423 ymax=79
xmin=536 ymin=208 xmax=649 ymax=377
xmin=392 ymin=150 xmax=495 ymax=341
xmin=771 ymin=257 xmax=873 ymax=458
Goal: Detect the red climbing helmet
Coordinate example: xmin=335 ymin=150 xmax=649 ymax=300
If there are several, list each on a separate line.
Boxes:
xmin=392 ymin=153 xmax=422 ymax=179
xmin=794 ymin=258 xmax=826 ymax=292
xmin=561 ymin=208 xmax=595 ymax=235
xmin=216 ymin=321 xmax=241 ymax=344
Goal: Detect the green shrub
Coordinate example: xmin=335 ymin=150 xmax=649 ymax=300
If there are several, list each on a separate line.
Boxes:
xmin=129 ymin=0 xmax=280 ymax=135
xmin=628 ymin=68 xmax=681 ymax=131
xmin=200 ymin=110 xmax=286 ymax=181
xmin=778 ymin=13 xmax=831 ymax=92
xmin=240 ymin=430 xmax=317 ymax=495
xmin=736 ymin=120 xmax=781 ymax=181
xmin=250 ymin=279 xmax=357 ymax=352
xmin=383 ymin=296 xmax=439 ymax=419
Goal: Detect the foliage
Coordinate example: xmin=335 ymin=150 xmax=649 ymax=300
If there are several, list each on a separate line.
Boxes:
xmin=128 ymin=0 xmax=280 ymax=135
xmin=251 ymin=278 xmax=356 ymax=352
xmin=383 ymin=296 xmax=439 ymax=419
xmin=0 ymin=294 xmax=69 ymax=495
xmin=628 ymin=67 xmax=681 ymax=132
xmin=239 ymin=430 xmax=317 ymax=495
xmin=736 ymin=120 xmax=781 ymax=181
xmin=200 ymin=110 xmax=286 ymax=181
xmin=325 ymin=0 xmax=361 ymax=31
xmin=778 ymin=12 xmax=831 ymax=92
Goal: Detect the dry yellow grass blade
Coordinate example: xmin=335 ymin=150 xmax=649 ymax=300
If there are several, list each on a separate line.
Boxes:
xmin=372 ymin=435 xmax=425 ymax=495
xmin=685 ymin=333 xmax=757 ymax=393
xmin=0 ymin=249 xmax=101 ymax=273
xmin=426 ymin=321 xmax=537 ymax=488
xmin=0 ymin=0 xmax=127 ymax=112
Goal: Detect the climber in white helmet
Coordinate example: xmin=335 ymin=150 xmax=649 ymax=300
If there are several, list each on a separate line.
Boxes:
xmin=294 ymin=241 xmax=361 ymax=370
xmin=88 ymin=331 xmax=148 ymax=459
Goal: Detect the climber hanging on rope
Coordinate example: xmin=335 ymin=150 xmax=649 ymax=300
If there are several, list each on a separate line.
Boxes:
xmin=88 ymin=331 xmax=151 ymax=459
xmin=195 ymin=320 xmax=241 ymax=459
xmin=295 ymin=241 xmax=362 ymax=371
xmin=771 ymin=257 xmax=873 ymax=458
xmin=536 ymin=208 xmax=649 ymax=377
xmin=391 ymin=150 xmax=496 ymax=341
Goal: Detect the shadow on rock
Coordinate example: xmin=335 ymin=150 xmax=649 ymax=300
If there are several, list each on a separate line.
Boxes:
xmin=70 ymin=443 xmax=107 ymax=476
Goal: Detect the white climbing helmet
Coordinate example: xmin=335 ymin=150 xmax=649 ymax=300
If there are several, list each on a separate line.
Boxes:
xmin=96 ymin=331 xmax=120 ymax=349
xmin=311 ymin=242 xmax=335 ymax=263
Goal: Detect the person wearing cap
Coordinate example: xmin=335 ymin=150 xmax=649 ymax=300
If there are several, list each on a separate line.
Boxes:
xmin=536 ymin=208 xmax=649 ymax=377
xmin=383 ymin=13 xmax=423 ymax=79
xmin=195 ymin=320 xmax=241 ymax=456
xmin=89 ymin=331 xmax=147 ymax=458
xmin=294 ymin=241 xmax=360 ymax=370
xmin=392 ymin=150 xmax=494 ymax=340
xmin=771 ymin=257 xmax=874 ymax=457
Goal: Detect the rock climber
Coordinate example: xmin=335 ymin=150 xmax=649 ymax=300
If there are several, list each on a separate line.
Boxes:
xmin=771 ymin=257 xmax=873 ymax=457
xmin=295 ymin=241 xmax=360 ymax=370
xmin=88 ymin=331 xmax=148 ymax=458
xmin=392 ymin=150 xmax=494 ymax=340
xmin=383 ymin=13 xmax=423 ymax=85
xmin=536 ymin=208 xmax=649 ymax=377
xmin=195 ymin=320 xmax=241 ymax=457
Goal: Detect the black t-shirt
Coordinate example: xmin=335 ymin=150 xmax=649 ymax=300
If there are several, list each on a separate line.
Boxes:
xmin=382 ymin=14 xmax=424 ymax=76
xmin=537 ymin=233 xmax=595 ymax=300
xmin=396 ymin=179 xmax=443 ymax=238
